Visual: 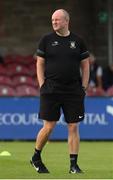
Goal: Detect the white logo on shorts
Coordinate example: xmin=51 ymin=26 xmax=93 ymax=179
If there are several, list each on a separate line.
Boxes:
xmin=79 ymin=116 xmax=83 ymax=119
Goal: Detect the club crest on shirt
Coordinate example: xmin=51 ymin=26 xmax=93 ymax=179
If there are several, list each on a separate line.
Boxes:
xmin=70 ymin=41 xmax=76 ymax=49
xmin=52 ymin=41 xmax=59 ymax=46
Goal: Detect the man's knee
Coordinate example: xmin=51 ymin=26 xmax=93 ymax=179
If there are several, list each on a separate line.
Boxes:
xmin=68 ymin=123 xmax=78 ymax=133
xmin=44 ymin=121 xmax=56 ymax=133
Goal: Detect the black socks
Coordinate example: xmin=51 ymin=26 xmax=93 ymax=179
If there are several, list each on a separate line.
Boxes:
xmin=32 ymin=150 xmax=78 ymax=166
xmin=70 ymin=154 xmax=78 ymax=167
xmin=32 ymin=148 xmax=42 ymax=161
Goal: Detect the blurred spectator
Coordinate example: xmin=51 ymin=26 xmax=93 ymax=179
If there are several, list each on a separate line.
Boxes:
xmin=102 ymin=63 xmax=113 ymax=90
xmin=89 ymin=53 xmax=103 ymax=89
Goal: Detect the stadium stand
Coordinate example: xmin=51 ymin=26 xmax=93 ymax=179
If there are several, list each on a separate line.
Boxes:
xmin=106 ymin=86 xmax=113 ymax=96
xmin=22 ymin=55 xmax=34 ymax=65
xmin=0 ymin=65 xmax=8 ymax=75
xmin=0 ymin=54 xmax=112 ymax=97
xmin=86 ymin=87 xmax=105 ymax=96
xmin=0 ymin=55 xmax=40 ymax=97
xmin=12 ymin=74 xmax=37 ymax=87
xmin=0 ymin=75 xmax=13 ymax=86
xmin=6 ymin=63 xmax=30 ymax=76
xmin=0 ymin=85 xmax=15 ymax=96
xmin=4 ymin=54 xmax=34 ymax=65
xmin=28 ymin=62 xmax=36 ymax=76
xmin=15 ymin=84 xmax=39 ymax=96
xmin=4 ymin=54 xmax=16 ymax=64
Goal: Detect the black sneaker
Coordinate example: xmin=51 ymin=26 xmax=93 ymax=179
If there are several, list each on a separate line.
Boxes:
xmin=30 ymin=159 xmax=50 ymax=173
xmin=69 ymin=164 xmax=83 ymax=174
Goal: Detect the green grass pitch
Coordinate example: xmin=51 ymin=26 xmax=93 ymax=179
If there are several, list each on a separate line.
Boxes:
xmin=0 ymin=141 xmax=113 ymax=179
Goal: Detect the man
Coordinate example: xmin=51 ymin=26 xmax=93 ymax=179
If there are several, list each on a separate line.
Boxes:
xmin=89 ymin=53 xmax=103 ymax=88
xmin=87 ymin=53 xmax=104 ymax=96
xmin=102 ymin=63 xmax=113 ymax=90
xmin=30 ymin=9 xmax=90 ymax=174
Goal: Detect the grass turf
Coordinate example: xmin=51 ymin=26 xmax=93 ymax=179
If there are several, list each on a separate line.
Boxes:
xmin=0 ymin=141 xmax=113 ymax=179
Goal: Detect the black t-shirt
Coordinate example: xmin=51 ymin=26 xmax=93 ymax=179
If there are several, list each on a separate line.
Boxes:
xmin=36 ymin=32 xmax=89 ymax=94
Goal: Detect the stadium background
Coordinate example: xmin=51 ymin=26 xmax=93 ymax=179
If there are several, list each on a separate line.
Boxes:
xmin=0 ymin=0 xmax=113 ymax=140
xmin=0 ymin=0 xmax=113 ymax=179
xmin=0 ymin=0 xmax=113 ymax=65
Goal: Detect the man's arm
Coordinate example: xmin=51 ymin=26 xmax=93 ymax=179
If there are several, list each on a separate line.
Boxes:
xmin=96 ymin=66 xmax=103 ymax=88
xmin=80 ymin=57 xmax=90 ymax=90
xmin=36 ymin=56 xmax=45 ymax=88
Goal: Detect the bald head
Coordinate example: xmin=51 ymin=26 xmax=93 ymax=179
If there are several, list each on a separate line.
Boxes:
xmin=52 ymin=9 xmax=70 ymax=36
xmin=52 ymin=9 xmax=70 ymax=22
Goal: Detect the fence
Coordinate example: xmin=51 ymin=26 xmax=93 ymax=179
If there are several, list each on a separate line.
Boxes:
xmin=0 ymin=97 xmax=113 ymax=140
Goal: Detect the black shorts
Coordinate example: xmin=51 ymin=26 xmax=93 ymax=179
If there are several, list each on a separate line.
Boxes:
xmin=39 ymin=92 xmax=85 ymax=123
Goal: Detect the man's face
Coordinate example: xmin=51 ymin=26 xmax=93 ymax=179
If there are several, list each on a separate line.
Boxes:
xmin=52 ymin=11 xmax=68 ymax=32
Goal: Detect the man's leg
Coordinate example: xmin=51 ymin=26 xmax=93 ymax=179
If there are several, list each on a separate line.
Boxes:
xmin=68 ymin=123 xmax=79 ymax=154
xmin=31 ymin=120 xmax=56 ymax=173
xmin=36 ymin=120 xmax=56 ymax=150
xmin=68 ymin=123 xmax=83 ymax=173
